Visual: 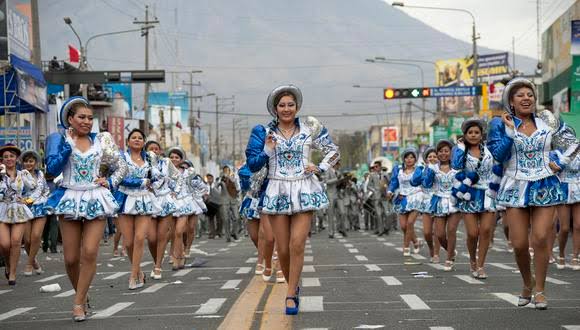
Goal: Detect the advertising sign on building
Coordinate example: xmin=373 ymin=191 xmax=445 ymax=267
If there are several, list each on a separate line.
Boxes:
xmin=553 ymin=88 xmax=570 ymax=115
xmin=7 ymin=0 xmax=32 ymax=61
xmin=0 ymin=126 xmax=32 ymax=150
xmin=572 ymin=19 xmax=580 ymax=113
xmin=381 ymin=126 xmax=398 ymax=148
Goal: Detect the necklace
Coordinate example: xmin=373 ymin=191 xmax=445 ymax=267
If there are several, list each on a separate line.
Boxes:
xmin=277 ymin=125 xmax=297 ymax=140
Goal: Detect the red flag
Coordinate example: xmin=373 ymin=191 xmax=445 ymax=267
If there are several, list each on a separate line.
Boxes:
xmin=68 ymin=45 xmax=80 ymax=63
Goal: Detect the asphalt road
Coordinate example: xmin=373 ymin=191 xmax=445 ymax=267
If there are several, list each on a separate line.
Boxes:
xmin=0 ymin=222 xmax=579 ymax=330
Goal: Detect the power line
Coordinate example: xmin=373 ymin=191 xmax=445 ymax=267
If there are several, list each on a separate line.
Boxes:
xmin=100 ymin=0 xmax=137 ymax=19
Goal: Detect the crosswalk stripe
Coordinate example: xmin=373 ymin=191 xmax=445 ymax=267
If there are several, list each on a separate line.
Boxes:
xmin=93 ymin=302 xmax=135 ymax=319
xmin=489 ymin=263 xmax=516 ymax=270
xmin=0 ymin=289 xmax=12 ymax=295
xmin=411 ymin=254 xmax=426 ymax=260
xmin=221 ymin=279 xmax=242 ymax=289
xmin=304 ymin=256 xmax=314 ymax=262
xmin=377 ymin=238 xmax=386 ymax=241
xmin=228 ymin=243 xmax=238 ymax=247
xmin=0 ymin=307 xmax=36 ymax=321
xmin=246 ymin=257 xmax=258 ymax=263
xmin=305 ymin=244 xmax=312 ymax=249
xmin=219 ymin=248 xmax=229 ymax=252
xmin=103 ymin=272 xmax=129 ymax=280
xmin=427 ymin=263 xmax=446 ymax=270
xmin=338 ymin=239 xmax=347 ymax=243
xmin=141 ymin=283 xmax=170 ymax=293
xmin=35 ymin=274 xmax=65 ymax=283
xmin=236 ymin=267 xmax=252 ymax=274
xmin=54 ymin=289 xmax=76 ymax=297
xmin=365 ymin=264 xmax=382 ymax=272
xmin=140 ymin=261 xmax=153 ymax=267
xmin=492 ymin=293 xmax=534 ymax=308
xmin=355 ymin=255 xmax=368 ymax=261
xmin=173 ymin=269 xmax=194 ymax=277
xmin=401 ymin=294 xmax=430 ymax=310
xmin=381 ymin=276 xmax=402 ymax=286
xmin=195 ymin=298 xmax=227 ymax=315
xmin=384 ymin=242 xmax=395 ymax=247
xmin=198 ymin=241 xmax=208 ymax=244
xmin=454 ymin=275 xmax=484 ymax=284
xmin=344 ymin=243 xmax=354 ymax=248
xmin=305 ymin=249 xmax=313 ymax=254
xmin=545 ymin=277 xmax=570 ymax=285
xmin=300 ymin=296 xmax=324 ymax=312
xmin=348 ymin=248 xmax=360 ymax=253
xmin=303 ymin=265 xmax=316 ymax=273
xmin=430 ymin=327 xmax=454 ymax=330
xmin=563 ymin=326 xmax=580 ymax=330
xmin=302 ymin=277 xmax=321 ymax=287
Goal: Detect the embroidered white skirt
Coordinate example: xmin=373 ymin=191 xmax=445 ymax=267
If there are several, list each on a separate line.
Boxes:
xmin=262 ymin=176 xmax=329 ymax=215
xmin=48 ymin=187 xmax=119 ymax=220
xmin=0 ymin=202 xmax=34 ymax=224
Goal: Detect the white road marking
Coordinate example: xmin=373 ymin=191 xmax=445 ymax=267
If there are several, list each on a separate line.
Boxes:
xmin=427 ymin=263 xmax=446 ymax=270
xmin=141 ymin=283 xmax=170 ymax=293
xmin=383 ymin=242 xmax=395 ymax=247
xmin=365 ymin=264 xmax=382 ymax=272
xmin=491 ymin=246 xmax=505 ymax=252
xmin=430 ymin=327 xmax=454 ymax=330
xmin=245 ymin=257 xmax=258 ymax=263
xmin=302 ymin=265 xmax=316 ymax=273
xmin=545 ymin=277 xmax=570 ymax=285
xmin=0 ymin=307 xmax=36 ymax=321
xmin=454 ymin=275 xmax=484 ymax=284
xmin=92 ymin=302 xmax=135 ymax=319
xmin=219 ymin=248 xmax=229 ymax=252
xmin=492 ymin=293 xmax=534 ymax=308
xmin=140 ymin=261 xmax=153 ymax=267
xmin=236 ymin=267 xmax=252 ymax=274
xmin=344 ymin=243 xmax=354 ymax=248
xmin=489 ymin=263 xmax=516 ymax=270
xmin=228 ymin=243 xmax=238 ymax=247
xmin=361 ymin=232 xmax=369 ymax=236
xmin=302 ymin=277 xmax=321 ymax=287
xmin=381 ymin=276 xmax=402 ymax=286
xmin=195 ymin=298 xmax=227 ymax=315
xmin=35 ymin=274 xmax=65 ymax=283
xmin=173 ymin=269 xmax=194 ymax=277
xmin=563 ymin=326 xmax=580 ymax=330
xmin=355 ymin=255 xmax=368 ymax=261
xmin=0 ymin=289 xmax=12 ymax=295
xmin=305 ymin=244 xmax=312 ymax=249
xmin=338 ymin=239 xmax=347 ymax=243
xmin=221 ymin=279 xmax=242 ymax=290
xmin=53 ymin=289 xmax=76 ymax=297
xmin=354 ymin=326 xmax=385 ymax=329
xmin=300 ymin=296 xmax=324 ymax=312
xmin=411 ymin=254 xmax=426 ymax=260
xmin=400 ymin=294 xmax=430 ymax=310
xmin=348 ymin=248 xmax=360 ymax=253
xmin=304 ymin=256 xmax=314 ymax=262
xmin=198 ymin=240 xmax=208 ymax=244
xmin=103 ymin=272 xmax=129 ymax=280
xmin=377 ymin=238 xmax=386 ymax=241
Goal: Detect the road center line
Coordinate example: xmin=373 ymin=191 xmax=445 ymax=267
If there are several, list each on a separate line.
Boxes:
xmin=218 ymin=276 xmax=268 ymax=330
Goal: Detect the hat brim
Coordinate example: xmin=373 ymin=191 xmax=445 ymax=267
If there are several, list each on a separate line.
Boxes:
xmin=20 ymin=150 xmax=41 ymax=162
xmin=502 ymin=78 xmax=537 ymax=113
xmin=461 ymin=118 xmax=486 ymax=134
xmin=60 ymin=97 xmax=90 ymax=129
xmin=0 ymin=145 xmax=21 ymax=157
xmin=266 ymin=85 xmax=303 ymax=117
xmin=167 ymin=147 xmax=186 ymax=159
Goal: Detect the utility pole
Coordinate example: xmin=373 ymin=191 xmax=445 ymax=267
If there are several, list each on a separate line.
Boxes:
xmin=472 ymin=19 xmax=480 ymax=114
xmin=134 ymin=5 xmax=159 ymax=135
xmin=214 ymin=95 xmax=235 ymax=162
xmin=399 ymin=99 xmax=403 ymax=148
xmin=31 ymin=0 xmax=44 ymax=150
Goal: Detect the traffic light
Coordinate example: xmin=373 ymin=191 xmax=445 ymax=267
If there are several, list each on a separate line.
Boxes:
xmin=384 ymin=88 xmax=395 ymax=99
xmin=383 ymin=88 xmax=427 ymax=99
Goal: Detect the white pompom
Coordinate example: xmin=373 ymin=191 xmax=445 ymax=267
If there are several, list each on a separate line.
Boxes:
xmin=464 ymin=192 xmax=471 ymax=201
xmin=463 ymin=178 xmax=472 ymax=186
xmin=456 ymin=192 xmax=464 ymax=199
xmin=453 ymin=181 xmax=462 ymax=189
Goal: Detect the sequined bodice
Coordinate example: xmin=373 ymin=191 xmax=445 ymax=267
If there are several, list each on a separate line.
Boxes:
xmin=62 ymin=139 xmax=102 ymax=189
xmin=433 ymin=166 xmax=457 ymax=197
xmin=465 ymin=147 xmax=493 ymax=189
xmin=398 ymin=169 xmax=420 ymax=196
xmin=268 ymin=126 xmax=311 ymax=180
xmin=507 ymin=127 xmax=554 ymax=181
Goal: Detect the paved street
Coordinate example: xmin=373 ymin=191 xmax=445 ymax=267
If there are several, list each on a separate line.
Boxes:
xmin=1 ymin=223 xmax=579 ymax=330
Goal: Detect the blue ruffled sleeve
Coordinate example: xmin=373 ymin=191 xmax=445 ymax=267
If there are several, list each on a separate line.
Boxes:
xmin=245 ymin=125 xmax=271 ymax=173
xmin=387 ymin=165 xmax=400 ymax=193
xmin=238 ymin=164 xmax=252 ymax=192
xmin=45 ymin=132 xmax=72 ymax=177
xmin=118 ymin=151 xmax=147 ymax=188
xmin=410 ymin=166 xmax=424 ymax=187
xmin=422 ymin=166 xmax=436 ymax=188
xmin=487 ymin=117 xmax=514 ymax=163
xmin=451 ymin=144 xmax=467 ymax=170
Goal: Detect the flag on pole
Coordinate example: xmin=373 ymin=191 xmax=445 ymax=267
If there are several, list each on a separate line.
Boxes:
xmin=68 ymin=45 xmax=80 ymax=63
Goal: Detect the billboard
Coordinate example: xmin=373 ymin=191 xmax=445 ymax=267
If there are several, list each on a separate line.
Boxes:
xmin=0 ymin=126 xmax=32 ymax=150
xmin=381 ymin=126 xmax=398 ymax=148
xmin=7 ymin=0 xmax=31 ymax=61
xmin=542 ymin=2 xmax=580 ymax=82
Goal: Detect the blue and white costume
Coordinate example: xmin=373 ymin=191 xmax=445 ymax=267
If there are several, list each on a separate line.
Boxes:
xmin=239 ymin=164 xmax=260 ymax=220
xmin=451 ymin=143 xmax=497 ymax=213
xmin=150 ymin=157 xmax=179 ymax=218
xmin=560 ymin=154 xmax=580 ymax=204
xmin=0 ymin=170 xmax=36 ymax=223
xmin=24 ymin=169 xmax=50 ymax=218
xmin=388 ymin=165 xmax=422 ymax=214
xmin=410 ymin=165 xmax=432 ymax=214
xmin=173 ymin=167 xmax=206 ymax=217
xmin=422 ymin=164 xmax=458 ymax=217
xmin=185 ymin=168 xmax=209 ymax=215
xmin=45 ymin=132 xmax=127 ymax=220
xmin=487 ymin=116 xmax=569 ymax=208
xmin=114 ymin=150 xmax=161 ymax=216
xmin=246 ymin=117 xmax=340 ymax=215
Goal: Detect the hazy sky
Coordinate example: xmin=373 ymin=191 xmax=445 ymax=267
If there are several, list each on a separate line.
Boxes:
xmin=386 ymin=0 xmax=576 ymax=63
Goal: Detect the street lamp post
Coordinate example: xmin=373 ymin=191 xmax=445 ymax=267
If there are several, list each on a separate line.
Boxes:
xmin=391 ymin=2 xmax=479 ymax=112
xmin=366 ymin=58 xmax=426 ymax=133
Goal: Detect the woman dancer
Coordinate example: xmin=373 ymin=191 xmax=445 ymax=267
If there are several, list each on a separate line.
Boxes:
xmin=488 ymin=78 xmax=574 ymax=309
xmin=387 ymin=149 xmax=422 ymax=257
xmin=145 ymin=140 xmax=179 ymax=280
xmin=424 ymin=140 xmax=460 ymax=271
xmin=452 ymin=118 xmax=498 ymax=279
xmin=0 ymin=145 xmax=36 ymax=285
xmin=246 ymin=85 xmax=339 ymax=315
xmin=114 ymin=129 xmax=161 ymax=289
xmin=21 ymin=150 xmax=50 ymax=276
xmin=45 ymin=97 xmax=127 ymax=321
xmin=181 ymin=160 xmax=208 ymax=262
xmin=557 ymin=152 xmax=580 ymax=270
